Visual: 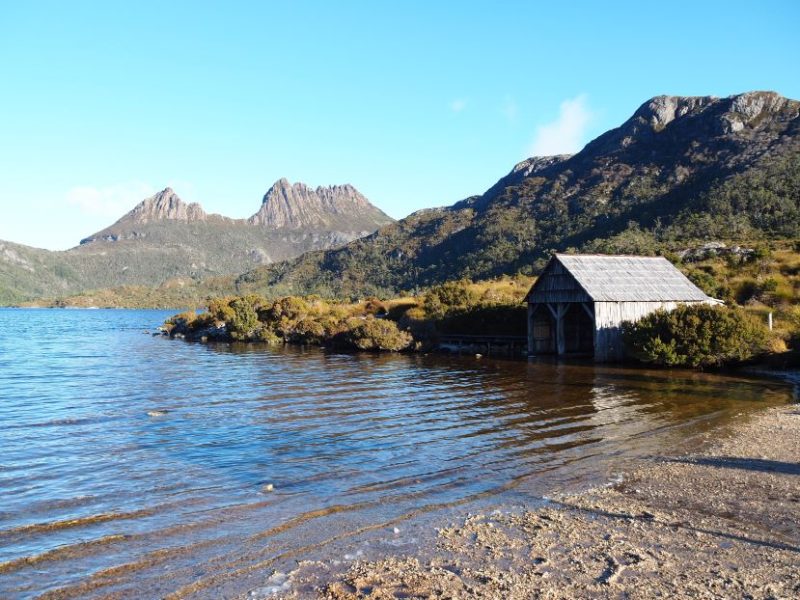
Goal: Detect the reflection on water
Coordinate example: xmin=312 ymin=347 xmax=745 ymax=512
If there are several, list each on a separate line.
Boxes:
xmin=0 ymin=309 xmax=793 ymax=598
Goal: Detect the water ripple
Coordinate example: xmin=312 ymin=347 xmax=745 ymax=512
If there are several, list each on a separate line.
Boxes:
xmin=0 ymin=308 xmax=793 ymax=599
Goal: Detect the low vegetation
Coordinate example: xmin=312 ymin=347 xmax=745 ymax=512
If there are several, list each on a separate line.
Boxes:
xmin=164 ymin=243 xmax=800 ymax=369
xmin=622 ymin=304 xmax=769 ymax=368
xmin=163 ymin=275 xmax=533 ymax=352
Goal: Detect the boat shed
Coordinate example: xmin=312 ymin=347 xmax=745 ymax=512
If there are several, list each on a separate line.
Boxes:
xmin=525 ymin=254 xmax=717 ymax=362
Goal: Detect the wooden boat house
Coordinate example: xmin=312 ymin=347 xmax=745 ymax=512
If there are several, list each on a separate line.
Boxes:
xmin=525 ymin=254 xmax=717 ymax=361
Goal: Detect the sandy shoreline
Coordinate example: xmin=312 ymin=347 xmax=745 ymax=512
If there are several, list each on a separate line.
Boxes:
xmin=261 ymin=404 xmax=800 ymax=599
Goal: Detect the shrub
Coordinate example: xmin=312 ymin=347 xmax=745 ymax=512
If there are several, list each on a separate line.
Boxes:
xmin=437 ymin=305 xmax=526 ymax=336
xmin=735 ymin=280 xmax=759 ymax=305
xmin=363 ymin=297 xmax=388 ymax=316
xmin=318 ymin=313 xmax=347 ymax=338
xmin=163 ymin=310 xmax=197 ymax=334
xmin=622 ymin=304 xmax=768 ymax=368
xmin=686 ymin=270 xmax=720 ymax=298
xmin=386 ymin=301 xmax=417 ymax=321
xmin=228 ymin=297 xmax=261 ymax=340
xmin=207 ymin=297 xmax=236 ymax=323
xmin=167 ymin=310 xmax=197 ymax=326
xmin=290 ymin=318 xmax=326 ymax=344
xmin=255 ymin=326 xmax=281 ymax=344
xmin=193 ymin=312 xmax=216 ymax=328
xmin=786 ymin=306 xmax=800 ymax=349
xmin=422 ymin=280 xmax=477 ymax=319
xmin=343 ymin=317 xmax=413 ymax=351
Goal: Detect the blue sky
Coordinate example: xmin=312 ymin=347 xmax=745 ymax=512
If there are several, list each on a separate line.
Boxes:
xmin=1 ymin=1 xmax=798 ymax=250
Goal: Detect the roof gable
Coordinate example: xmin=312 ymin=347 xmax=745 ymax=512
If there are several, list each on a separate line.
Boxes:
xmin=527 ymin=254 xmax=710 ymax=303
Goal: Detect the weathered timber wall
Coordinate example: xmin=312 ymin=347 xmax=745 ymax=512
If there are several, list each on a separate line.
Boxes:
xmin=594 ymin=301 xmax=683 ymax=361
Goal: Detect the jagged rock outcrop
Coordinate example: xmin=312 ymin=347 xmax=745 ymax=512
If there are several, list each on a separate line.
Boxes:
xmin=630 ymin=91 xmax=796 ymax=133
xmin=600 ymin=91 xmax=799 ymax=151
xmin=248 ymin=179 xmax=392 ymax=231
xmin=80 ymin=188 xmax=212 ymax=244
xmin=484 ymin=155 xmax=572 ymax=198
xmin=125 ymin=188 xmax=208 ymax=223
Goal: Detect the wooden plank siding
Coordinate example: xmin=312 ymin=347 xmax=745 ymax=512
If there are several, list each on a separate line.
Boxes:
xmin=595 ymin=301 xmax=675 ymax=361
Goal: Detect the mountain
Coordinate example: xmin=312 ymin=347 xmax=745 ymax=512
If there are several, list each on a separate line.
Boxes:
xmin=248 ymin=179 xmax=379 ymax=231
xmin=0 ymin=181 xmax=393 ymax=304
xmin=235 ymin=91 xmax=800 ymax=298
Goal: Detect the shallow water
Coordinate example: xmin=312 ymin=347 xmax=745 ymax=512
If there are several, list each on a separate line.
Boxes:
xmin=0 ymin=308 xmax=794 ymax=598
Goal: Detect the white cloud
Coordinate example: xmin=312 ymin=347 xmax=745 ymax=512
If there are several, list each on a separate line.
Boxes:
xmin=66 ymin=182 xmax=155 ymax=217
xmin=528 ymin=94 xmax=594 ymax=156
xmin=449 ymin=98 xmax=468 ymax=113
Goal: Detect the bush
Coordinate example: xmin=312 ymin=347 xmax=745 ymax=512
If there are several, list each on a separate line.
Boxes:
xmin=422 ymin=280 xmax=477 ymax=319
xmin=207 ymin=297 xmax=236 ymax=323
xmin=342 ymin=317 xmax=413 ymax=351
xmin=228 ymin=297 xmax=261 ymax=340
xmin=622 ymin=304 xmax=768 ymax=368
xmin=269 ymin=296 xmax=311 ymax=322
xmin=167 ymin=310 xmax=197 ymax=326
xmin=255 ymin=326 xmax=281 ymax=344
xmin=786 ymin=306 xmax=800 ymax=349
xmin=363 ymin=297 xmax=388 ymax=316
xmin=163 ymin=310 xmax=197 ymax=334
xmin=290 ymin=318 xmax=326 ymax=344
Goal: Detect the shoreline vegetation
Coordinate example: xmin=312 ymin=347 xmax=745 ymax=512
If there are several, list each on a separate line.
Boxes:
xmin=161 ymin=242 xmax=800 ymax=369
xmin=272 ymin=403 xmax=800 ymax=599
xmin=162 ymin=277 xmax=531 ymax=354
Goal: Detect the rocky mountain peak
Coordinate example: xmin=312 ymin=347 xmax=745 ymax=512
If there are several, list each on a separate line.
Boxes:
xmin=579 ymin=90 xmax=799 ymax=161
xmin=248 ymin=179 xmax=390 ymax=229
xmin=125 ymin=188 xmax=208 ymax=224
xmin=632 ymin=95 xmax=717 ymax=131
xmin=629 ymin=91 xmax=797 ymax=133
xmin=510 ymin=155 xmax=572 ymax=177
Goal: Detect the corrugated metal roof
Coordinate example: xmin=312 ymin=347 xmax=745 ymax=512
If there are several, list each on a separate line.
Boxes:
xmin=529 ymin=254 xmax=710 ymax=302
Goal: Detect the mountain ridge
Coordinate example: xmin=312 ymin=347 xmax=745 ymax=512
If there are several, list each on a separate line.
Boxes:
xmin=0 ymin=180 xmax=394 ymax=303
xmin=80 ymin=180 xmax=392 ymax=245
xmin=248 ymin=179 xmax=380 ymax=230
xmin=233 ymin=90 xmax=800 ymax=298
xmin=4 ymin=90 xmax=798 ymax=306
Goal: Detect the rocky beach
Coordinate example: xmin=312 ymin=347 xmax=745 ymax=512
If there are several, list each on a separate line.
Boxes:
xmin=263 ymin=402 xmax=800 ymax=599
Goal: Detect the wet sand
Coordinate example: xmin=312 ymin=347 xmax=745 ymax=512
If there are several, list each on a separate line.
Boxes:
xmin=268 ymin=404 xmax=800 ymax=599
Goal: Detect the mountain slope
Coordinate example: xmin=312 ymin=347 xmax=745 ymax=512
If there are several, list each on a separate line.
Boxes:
xmin=236 ymin=91 xmax=800 ymax=298
xmin=0 ymin=182 xmax=393 ymax=304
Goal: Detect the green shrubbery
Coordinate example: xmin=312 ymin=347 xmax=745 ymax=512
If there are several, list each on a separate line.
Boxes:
xmin=162 ymin=310 xmax=197 ymax=334
xmin=622 ymin=304 xmax=768 ymax=368
xmin=228 ymin=296 xmax=262 ymax=340
xmin=341 ymin=318 xmax=413 ymax=351
xmin=167 ymin=293 xmax=416 ymax=352
xmin=422 ymin=280 xmax=478 ymax=320
xmin=165 ymin=275 xmax=532 ymax=353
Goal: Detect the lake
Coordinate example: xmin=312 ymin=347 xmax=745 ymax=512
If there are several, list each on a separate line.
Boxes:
xmin=0 ymin=308 xmax=794 ymax=598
